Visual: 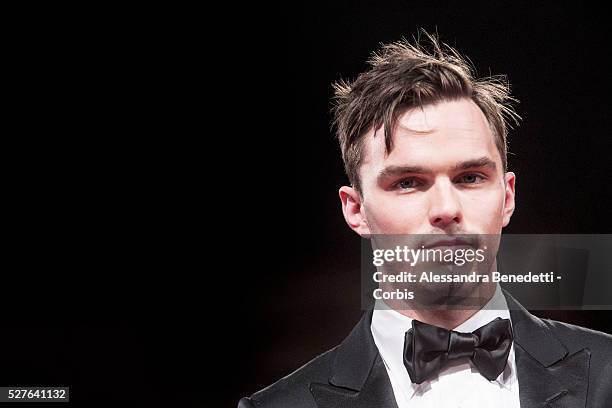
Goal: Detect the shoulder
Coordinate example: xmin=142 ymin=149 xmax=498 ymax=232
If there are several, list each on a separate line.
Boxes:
xmin=505 ymin=289 xmax=612 ymax=362
xmin=238 ymin=310 xmax=376 ymax=408
xmin=540 ymin=318 xmax=612 ymax=355
xmin=540 ymin=318 xmax=612 ymax=399
xmin=541 ymin=318 xmax=612 ymax=382
xmin=238 ymin=346 xmax=338 ymax=408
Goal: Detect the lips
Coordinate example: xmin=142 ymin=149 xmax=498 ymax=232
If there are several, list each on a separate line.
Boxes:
xmin=422 ymin=237 xmax=475 ymax=249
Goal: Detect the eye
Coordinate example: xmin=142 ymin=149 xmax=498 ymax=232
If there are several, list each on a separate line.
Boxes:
xmin=456 ymin=173 xmax=486 ymax=184
xmin=396 ymin=178 xmax=422 ymax=190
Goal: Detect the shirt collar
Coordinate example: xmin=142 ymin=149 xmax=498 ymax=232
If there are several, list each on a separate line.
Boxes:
xmin=370 ymin=284 xmax=516 ymax=401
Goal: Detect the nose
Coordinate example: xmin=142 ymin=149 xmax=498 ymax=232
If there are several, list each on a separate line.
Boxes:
xmin=428 ymin=178 xmax=463 ymax=229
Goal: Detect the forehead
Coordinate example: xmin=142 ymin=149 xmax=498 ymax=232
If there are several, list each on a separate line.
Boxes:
xmin=362 ymin=98 xmax=500 ymax=170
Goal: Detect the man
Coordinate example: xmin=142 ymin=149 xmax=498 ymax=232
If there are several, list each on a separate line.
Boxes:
xmin=239 ymin=32 xmax=612 ymax=407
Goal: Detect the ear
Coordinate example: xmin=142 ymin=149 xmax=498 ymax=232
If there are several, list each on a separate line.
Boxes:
xmin=502 ymin=172 xmax=516 ymax=228
xmin=339 ymin=186 xmax=372 ymax=237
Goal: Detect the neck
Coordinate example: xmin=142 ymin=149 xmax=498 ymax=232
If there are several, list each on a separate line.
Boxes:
xmin=384 ymin=282 xmax=497 ymax=330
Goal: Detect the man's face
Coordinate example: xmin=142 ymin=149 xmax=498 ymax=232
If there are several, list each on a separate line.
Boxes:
xmin=340 ymin=98 xmax=516 ymax=236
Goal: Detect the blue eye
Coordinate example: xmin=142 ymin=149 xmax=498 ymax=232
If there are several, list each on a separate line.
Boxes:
xmin=459 ymin=174 xmax=485 ymax=184
xmin=397 ymin=178 xmax=420 ymax=189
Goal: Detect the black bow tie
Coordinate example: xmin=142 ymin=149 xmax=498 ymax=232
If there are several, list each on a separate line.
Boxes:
xmin=403 ymin=317 xmax=513 ymax=384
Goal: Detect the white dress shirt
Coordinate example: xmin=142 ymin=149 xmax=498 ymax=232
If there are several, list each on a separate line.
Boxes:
xmin=371 ymin=284 xmax=521 ymax=408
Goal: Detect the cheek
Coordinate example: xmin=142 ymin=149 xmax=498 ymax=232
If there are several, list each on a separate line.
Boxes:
xmin=461 ymin=189 xmax=505 ymax=225
xmin=364 ymin=194 xmax=428 ymax=233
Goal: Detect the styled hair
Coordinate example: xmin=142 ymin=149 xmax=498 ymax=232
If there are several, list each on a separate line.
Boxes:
xmin=331 ymin=30 xmax=521 ymax=193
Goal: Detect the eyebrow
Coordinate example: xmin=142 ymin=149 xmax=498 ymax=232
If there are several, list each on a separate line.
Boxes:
xmin=453 ymin=157 xmax=497 ymax=171
xmin=377 ymin=156 xmax=497 ymax=180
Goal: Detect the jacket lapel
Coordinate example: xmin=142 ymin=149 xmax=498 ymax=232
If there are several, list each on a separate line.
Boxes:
xmin=504 ymin=290 xmax=590 ymax=408
xmin=309 ymin=310 xmax=398 ymax=408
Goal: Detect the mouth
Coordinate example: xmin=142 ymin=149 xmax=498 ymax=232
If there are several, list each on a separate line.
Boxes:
xmin=422 ymin=237 xmax=476 ymax=250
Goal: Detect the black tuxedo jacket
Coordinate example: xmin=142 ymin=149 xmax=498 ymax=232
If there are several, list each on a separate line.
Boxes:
xmin=239 ymin=290 xmax=612 ymax=408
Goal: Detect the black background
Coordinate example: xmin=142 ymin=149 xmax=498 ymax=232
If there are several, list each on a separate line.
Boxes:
xmin=4 ymin=1 xmax=611 ymax=407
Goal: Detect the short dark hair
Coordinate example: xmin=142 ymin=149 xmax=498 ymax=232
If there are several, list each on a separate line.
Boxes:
xmin=331 ymin=30 xmax=521 ymax=193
